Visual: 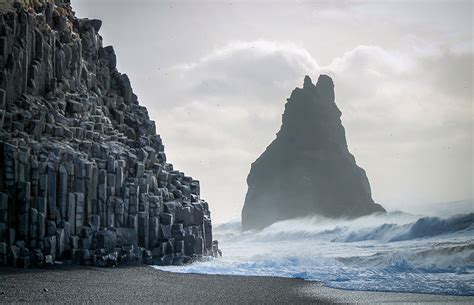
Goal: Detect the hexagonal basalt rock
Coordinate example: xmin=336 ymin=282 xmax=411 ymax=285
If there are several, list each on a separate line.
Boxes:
xmin=0 ymin=0 xmax=219 ymax=268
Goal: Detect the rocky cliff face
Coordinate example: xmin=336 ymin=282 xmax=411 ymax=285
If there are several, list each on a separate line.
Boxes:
xmin=242 ymin=75 xmax=385 ymax=230
xmin=0 ymin=0 xmax=220 ymax=267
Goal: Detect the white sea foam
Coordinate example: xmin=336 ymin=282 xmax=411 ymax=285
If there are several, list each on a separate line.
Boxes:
xmin=154 ymin=210 xmax=474 ymax=296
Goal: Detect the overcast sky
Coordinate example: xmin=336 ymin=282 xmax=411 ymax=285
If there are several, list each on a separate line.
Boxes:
xmin=73 ymin=0 xmax=473 ymax=223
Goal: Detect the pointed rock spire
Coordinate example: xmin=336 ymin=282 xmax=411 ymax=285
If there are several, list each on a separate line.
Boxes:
xmin=303 ymin=75 xmax=313 ymax=89
xmin=242 ymin=75 xmax=385 ymax=231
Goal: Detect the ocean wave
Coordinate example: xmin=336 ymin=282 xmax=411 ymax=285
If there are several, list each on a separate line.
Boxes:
xmin=339 ymin=213 xmax=474 ymax=242
xmin=156 ymin=211 xmax=474 ymax=295
xmin=338 ymin=243 xmax=474 ymax=271
xmin=218 ymin=213 xmax=474 ymax=244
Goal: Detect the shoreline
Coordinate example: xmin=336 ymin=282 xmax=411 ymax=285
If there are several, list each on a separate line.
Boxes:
xmin=1 ymin=264 xmax=473 ymax=304
xmin=154 ymin=267 xmax=474 ymax=298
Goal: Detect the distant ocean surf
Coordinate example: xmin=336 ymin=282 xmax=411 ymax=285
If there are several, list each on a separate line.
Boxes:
xmin=155 ymin=206 xmax=474 ymax=296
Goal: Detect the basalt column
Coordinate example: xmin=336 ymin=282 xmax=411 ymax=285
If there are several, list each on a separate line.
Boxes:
xmin=0 ymin=0 xmax=220 ymax=267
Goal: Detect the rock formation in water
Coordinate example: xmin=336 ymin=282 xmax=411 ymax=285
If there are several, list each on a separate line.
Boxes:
xmin=242 ymin=75 xmax=385 ymax=230
xmin=0 ymin=0 xmax=220 ymax=268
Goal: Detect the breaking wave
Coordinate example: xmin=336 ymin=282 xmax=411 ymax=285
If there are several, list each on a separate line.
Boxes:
xmin=155 ymin=211 xmax=474 ymax=296
xmin=335 ymin=213 xmax=474 ymax=242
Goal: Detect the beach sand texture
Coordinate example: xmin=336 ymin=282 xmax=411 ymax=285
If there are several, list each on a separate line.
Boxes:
xmin=1 ymin=264 xmax=473 ymax=304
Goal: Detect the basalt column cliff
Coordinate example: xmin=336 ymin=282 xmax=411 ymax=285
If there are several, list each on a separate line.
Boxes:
xmin=242 ymin=75 xmax=385 ymax=230
xmin=0 ymin=0 xmax=220 ymax=267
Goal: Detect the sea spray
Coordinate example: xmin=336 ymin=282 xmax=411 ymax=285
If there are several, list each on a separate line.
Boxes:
xmin=155 ymin=212 xmax=474 ymax=295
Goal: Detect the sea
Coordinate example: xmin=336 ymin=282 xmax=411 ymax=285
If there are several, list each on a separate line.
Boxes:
xmin=154 ymin=201 xmax=474 ymax=296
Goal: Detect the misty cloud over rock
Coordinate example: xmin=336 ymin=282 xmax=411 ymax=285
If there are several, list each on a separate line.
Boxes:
xmin=151 ymin=40 xmax=472 ymax=222
xmin=242 ymin=75 xmax=385 ymax=230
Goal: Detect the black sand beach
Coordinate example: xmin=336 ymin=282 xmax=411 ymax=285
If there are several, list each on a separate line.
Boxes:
xmin=0 ymin=264 xmax=472 ymax=304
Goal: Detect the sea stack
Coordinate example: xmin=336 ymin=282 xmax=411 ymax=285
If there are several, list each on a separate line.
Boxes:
xmin=0 ymin=0 xmax=220 ymax=267
xmin=242 ymin=75 xmax=385 ymax=230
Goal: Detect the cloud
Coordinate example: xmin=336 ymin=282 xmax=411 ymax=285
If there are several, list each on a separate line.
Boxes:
xmin=322 ymin=45 xmax=472 ymax=137
xmin=160 ymin=39 xmax=324 ymax=161
xmin=319 ymin=45 xmax=472 ymax=211
xmin=153 ymin=39 xmax=472 ymax=221
xmin=168 ymin=40 xmax=319 ymax=104
xmin=153 ymin=40 xmax=323 ymax=220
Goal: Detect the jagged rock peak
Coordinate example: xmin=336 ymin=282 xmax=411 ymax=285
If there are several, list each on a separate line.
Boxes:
xmin=302 ymin=74 xmax=333 ymax=90
xmin=0 ymin=0 xmax=220 ymax=268
xmin=303 ymin=75 xmax=314 ymax=89
xmin=315 ymin=74 xmax=335 ymax=101
xmin=242 ymin=74 xmax=385 ymax=231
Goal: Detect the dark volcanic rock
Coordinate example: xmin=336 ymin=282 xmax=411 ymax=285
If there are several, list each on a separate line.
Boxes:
xmin=0 ymin=0 xmax=219 ymax=267
xmin=242 ymin=75 xmax=385 ymax=230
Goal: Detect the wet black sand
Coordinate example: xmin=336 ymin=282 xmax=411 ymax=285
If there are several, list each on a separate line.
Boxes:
xmin=0 ymin=264 xmax=472 ymax=304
